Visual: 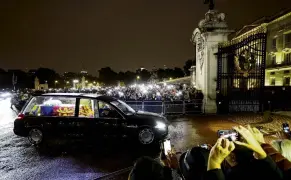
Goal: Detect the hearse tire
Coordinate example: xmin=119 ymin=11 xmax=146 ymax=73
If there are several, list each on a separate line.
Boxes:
xmin=27 ymin=128 xmax=44 ymax=146
xmin=138 ymin=127 xmax=155 ymax=145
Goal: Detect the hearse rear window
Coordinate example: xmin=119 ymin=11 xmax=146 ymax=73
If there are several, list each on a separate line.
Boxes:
xmin=23 ymin=96 xmax=76 ymax=117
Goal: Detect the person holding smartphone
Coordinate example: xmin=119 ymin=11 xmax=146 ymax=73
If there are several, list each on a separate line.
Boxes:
xmin=204 ymin=126 xmax=284 ymax=180
xmin=160 ymin=139 xmax=182 ymax=180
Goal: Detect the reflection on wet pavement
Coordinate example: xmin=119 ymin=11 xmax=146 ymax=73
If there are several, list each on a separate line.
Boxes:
xmin=1 ymin=99 xmax=291 ymax=180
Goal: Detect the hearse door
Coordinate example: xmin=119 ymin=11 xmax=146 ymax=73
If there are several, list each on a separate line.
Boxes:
xmin=71 ymin=98 xmax=98 ymax=139
xmin=97 ymin=101 xmax=127 ymax=139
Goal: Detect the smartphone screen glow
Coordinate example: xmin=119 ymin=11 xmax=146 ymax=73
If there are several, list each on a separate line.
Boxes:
xmin=163 ymin=140 xmax=171 ymax=155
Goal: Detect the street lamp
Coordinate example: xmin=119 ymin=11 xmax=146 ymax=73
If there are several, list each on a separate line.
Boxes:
xmin=137 ymin=76 xmax=140 ymax=80
xmin=169 ymin=77 xmax=173 ymax=80
xmin=73 ymin=79 xmax=79 ymax=88
xmin=54 ymin=80 xmax=58 ymax=88
xmin=85 ymin=80 xmax=88 ymax=83
xmin=66 ymin=81 xmax=69 ymax=84
xmin=93 ymin=81 xmax=96 ymax=84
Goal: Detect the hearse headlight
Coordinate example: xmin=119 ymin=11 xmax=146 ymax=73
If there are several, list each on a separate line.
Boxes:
xmin=155 ymin=121 xmax=166 ymax=130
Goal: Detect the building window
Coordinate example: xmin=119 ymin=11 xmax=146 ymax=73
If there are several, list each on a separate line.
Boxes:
xmin=284 ymin=53 xmax=291 ymax=63
xmin=284 ymin=70 xmax=290 ymax=74
xmin=283 ymin=77 xmax=290 ymax=86
xmin=285 ymin=33 xmax=291 ymax=44
xmin=270 ymin=72 xmax=275 ymax=75
xmin=272 ymin=38 xmax=277 ymax=48
xmin=270 ymin=77 xmax=276 ymax=86
xmin=272 ymin=55 xmax=276 ymax=64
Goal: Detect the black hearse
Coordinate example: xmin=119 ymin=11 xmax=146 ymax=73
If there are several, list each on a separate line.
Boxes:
xmin=14 ymin=93 xmax=168 ymax=145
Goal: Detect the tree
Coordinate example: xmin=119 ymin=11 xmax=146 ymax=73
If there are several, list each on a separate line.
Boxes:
xmin=35 ymin=68 xmax=60 ymax=87
xmin=183 ymin=59 xmax=195 ymax=76
xmin=64 ymin=72 xmax=78 ymax=81
xmin=157 ymin=68 xmax=166 ymax=80
xmin=123 ymin=71 xmax=136 ymax=85
xmin=173 ymin=67 xmax=185 ymax=78
xmin=136 ymin=69 xmax=151 ymax=83
xmin=98 ymin=67 xmax=117 ymax=85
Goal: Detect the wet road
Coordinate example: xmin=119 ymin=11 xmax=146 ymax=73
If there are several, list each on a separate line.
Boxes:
xmin=0 ymin=98 xmax=237 ymax=180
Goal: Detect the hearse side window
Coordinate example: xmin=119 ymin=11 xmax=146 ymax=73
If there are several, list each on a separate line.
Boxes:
xmin=98 ymin=101 xmax=122 ymax=119
xmin=78 ymin=98 xmax=97 ymax=118
xmin=23 ymin=96 xmax=76 ymax=117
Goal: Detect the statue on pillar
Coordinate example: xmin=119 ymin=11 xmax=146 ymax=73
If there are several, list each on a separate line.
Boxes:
xmin=204 ymin=0 xmax=215 ymax=10
xmin=34 ymin=77 xmax=40 ymax=90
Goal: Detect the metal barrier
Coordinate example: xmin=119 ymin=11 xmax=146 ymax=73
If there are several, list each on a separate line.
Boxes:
xmin=125 ymin=100 xmax=203 ymax=115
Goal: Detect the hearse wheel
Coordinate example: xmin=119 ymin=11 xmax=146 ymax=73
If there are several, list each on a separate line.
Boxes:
xmin=28 ymin=128 xmax=44 ymax=146
xmin=138 ymin=128 xmax=155 ymax=145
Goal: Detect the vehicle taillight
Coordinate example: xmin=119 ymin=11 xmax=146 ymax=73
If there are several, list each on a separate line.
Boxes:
xmin=16 ymin=114 xmax=25 ymax=120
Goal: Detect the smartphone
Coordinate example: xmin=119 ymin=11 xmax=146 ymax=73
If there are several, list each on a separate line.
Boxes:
xmin=283 ymin=123 xmax=290 ymax=133
xmin=200 ymin=144 xmax=209 ymax=149
xmin=162 ymin=139 xmax=172 ymax=156
xmin=217 ymin=130 xmax=239 ymax=141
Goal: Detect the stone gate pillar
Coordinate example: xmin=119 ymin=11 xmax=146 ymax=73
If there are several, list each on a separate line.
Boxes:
xmin=191 ymin=10 xmax=233 ymax=114
xmin=189 ymin=65 xmax=196 ymax=87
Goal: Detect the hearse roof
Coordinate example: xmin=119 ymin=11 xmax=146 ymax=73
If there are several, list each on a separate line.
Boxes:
xmin=41 ymin=93 xmax=117 ymax=102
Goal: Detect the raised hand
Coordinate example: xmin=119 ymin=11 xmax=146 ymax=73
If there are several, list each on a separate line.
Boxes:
xmin=208 ymin=138 xmax=235 ymax=170
xmin=247 ymin=125 xmax=265 ymax=144
xmin=233 ymin=125 xmax=267 ymax=160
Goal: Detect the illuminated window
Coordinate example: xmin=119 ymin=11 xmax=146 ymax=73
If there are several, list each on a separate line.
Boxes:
xmin=284 ymin=77 xmax=290 ymax=86
xmin=233 ymin=78 xmax=239 ymax=88
xmin=285 ymin=33 xmax=291 ymax=44
xmin=272 ymin=55 xmax=276 ymax=64
xmin=247 ymin=79 xmax=256 ymax=89
xmin=272 ymin=38 xmax=277 ymax=48
xmin=270 ymin=77 xmax=275 ymax=86
xmin=284 ymin=53 xmax=291 ymax=63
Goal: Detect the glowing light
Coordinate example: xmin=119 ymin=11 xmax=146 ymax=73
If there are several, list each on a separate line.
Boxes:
xmin=142 ymin=89 xmax=148 ymax=94
xmin=118 ymin=91 xmax=124 ymax=96
xmin=0 ymin=92 xmax=11 ymax=98
xmin=166 ymin=85 xmax=173 ymax=89
xmin=156 ymin=92 xmax=161 ymax=96
xmin=155 ymin=122 xmax=166 ymax=130
xmin=176 ymin=91 xmax=182 ymax=96
xmin=73 ymin=80 xmax=79 ymax=83
xmin=137 ymin=76 xmax=140 ymax=80
xmin=107 ymin=90 xmax=112 ymax=95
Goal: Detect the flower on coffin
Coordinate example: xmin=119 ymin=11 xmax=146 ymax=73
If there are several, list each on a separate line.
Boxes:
xmin=54 ymin=106 xmax=74 ymax=116
xmin=79 ymin=106 xmax=93 ymax=117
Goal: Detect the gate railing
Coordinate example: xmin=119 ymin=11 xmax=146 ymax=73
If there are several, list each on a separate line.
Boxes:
xmin=125 ymin=100 xmax=203 ymax=115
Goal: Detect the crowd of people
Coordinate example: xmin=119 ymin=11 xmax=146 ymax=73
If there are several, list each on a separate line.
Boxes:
xmin=128 ymin=125 xmax=291 ymax=180
xmin=15 ymin=83 xmax=203 ymax=102
xmin=98 ymin=84 xmax=201 ymax=101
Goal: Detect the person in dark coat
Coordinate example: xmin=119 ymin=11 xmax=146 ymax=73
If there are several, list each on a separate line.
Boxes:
xmin=179 ymin=146 xmax=210 ymax=180
xmin=128 ymin=156 xmax=173 ymax=180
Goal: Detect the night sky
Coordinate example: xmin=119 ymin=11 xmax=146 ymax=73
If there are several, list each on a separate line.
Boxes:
xmin=0 ymin=0 xmax=290 ymax=75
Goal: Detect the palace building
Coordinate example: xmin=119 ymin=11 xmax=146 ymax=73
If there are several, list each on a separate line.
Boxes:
xmin=234 ymin=9 xmax=291 ymax=86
